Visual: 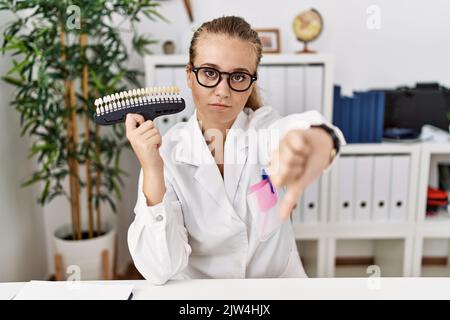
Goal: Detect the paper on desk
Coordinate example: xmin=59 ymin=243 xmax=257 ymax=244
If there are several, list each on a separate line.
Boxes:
xmin=13 ymin=281 xmax=134 ymax=300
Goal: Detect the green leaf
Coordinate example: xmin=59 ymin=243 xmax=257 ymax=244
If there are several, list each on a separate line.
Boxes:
xmin=90 ymin=70 xmax=104 ymax=91
xmin=2 ymin=75 xmax=23 ymax=86
xmin=21 ymin=173 xmax=42 ymax=188
xmin=7 ymin=58 xmax=28 ymax=76
xmin=143 ymin=8 xmax=170 ymax=23
xmin=39 ymin=180 xmax=50 ymax=205
xmin=132 ymin=34 xmax=158 ymax=56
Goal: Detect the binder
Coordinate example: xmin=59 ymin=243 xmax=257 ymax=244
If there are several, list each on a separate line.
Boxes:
xmin=374 ymin=91 xmax=385 ymax=143
xmin=266 ymin=66 xmax=286 ymax=115
xmin=352 ymin=92 xmax=362 ymax=143
xmin=341 ymin=97 xmax=352 ymax=143
xmin=286 ymin=65 xmax=305 ymax=115
xmin=371 ymin=155 xmax=392 ymax=222
xmin=304 ymin=65 xmax=323 ymax=113
xmin=354 ymin=156 xmax=374 ymax=222
xmin=257 ymin=66 xmax=270 ymax=106
xmin=302 ymin=177 xmax=320 ymax=223
xmin=337 ymin=156 xmax=355 ymax=222
xmin=361 ymin=92 xmax=374 ymax=143
xmin=361 ymin=91 xmax=369 ymax=142
xmin=389 ymin=155 xmax=410 ymax=222
xmin=174 ymin=67 xmax=194 ymax=123
xmin=332 ymin=85 xmax=341 ymax=127
xmin=367 ymin=91 xmax=377 ymax=143
xmin=154 ymin=67 xmax=175 ymax=135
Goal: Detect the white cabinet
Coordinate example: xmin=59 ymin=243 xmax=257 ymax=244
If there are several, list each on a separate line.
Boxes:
xmin=412 ymin=143 xmax=450 ymax=277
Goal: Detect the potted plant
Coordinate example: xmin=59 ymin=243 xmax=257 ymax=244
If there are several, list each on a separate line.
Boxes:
xmin=0 ymin=0 xmax=167 ymax=280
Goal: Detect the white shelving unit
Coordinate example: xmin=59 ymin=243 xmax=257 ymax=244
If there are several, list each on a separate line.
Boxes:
xmin=144 ymin=54 xmax=450 ymax=278
xmin=412 ymin=142 xmax=450 ymax=277
xmin=324 ymin=143 xmax=420 ymax=277
xmin=293 ymin=142 xmax=450 ymax=278
xmin=293 ymin=146 xmax=414 ymax=277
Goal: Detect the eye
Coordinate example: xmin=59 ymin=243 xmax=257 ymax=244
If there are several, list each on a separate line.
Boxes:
xmin=203 ymin=68 xmax=218 ymax=78
xmin=230 ymin=73 xmax=247 ymax=83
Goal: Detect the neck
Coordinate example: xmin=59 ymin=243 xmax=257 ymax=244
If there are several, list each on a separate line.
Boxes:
xmin=196 ymin=112 xmax=236 ymax=169
xmin=196 ymin=112 xmax=235 ymax=143
xmin=200 ymin=123 xmax=228 ymax=142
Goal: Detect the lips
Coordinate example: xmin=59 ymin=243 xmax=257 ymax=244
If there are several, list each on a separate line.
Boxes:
xmin=209 ymin=103 xmax=231 ymax=108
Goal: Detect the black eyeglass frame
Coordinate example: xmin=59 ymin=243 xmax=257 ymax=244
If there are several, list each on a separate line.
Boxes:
xmin=189 ymin=63 xmax=258 ymax=92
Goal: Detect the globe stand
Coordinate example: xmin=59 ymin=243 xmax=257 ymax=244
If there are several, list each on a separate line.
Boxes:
xmin=296 ymin=41 xmax=316 ymax=54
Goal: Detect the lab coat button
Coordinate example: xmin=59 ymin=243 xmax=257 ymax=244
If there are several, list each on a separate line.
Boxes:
xmin=155 ymin=215 xmax=164 ymax=222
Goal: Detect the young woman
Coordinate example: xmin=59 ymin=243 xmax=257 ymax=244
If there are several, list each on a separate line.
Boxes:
xmin=126 ymin=16 xmax=345 ymax=285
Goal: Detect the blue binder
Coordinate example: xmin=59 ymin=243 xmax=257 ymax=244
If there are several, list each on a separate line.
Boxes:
xmin=351 ymin=92 xmax=364 ymax=143
xmin=341 ymin=97 xmax=352 ymax=143
xmin=333 ymin=85 xmax=342 ymax=127
xmin=374 ymin=91 xmax=385 ymax=143
xmin=358 ymin=92 xmax=369 ymax=143
xmin=368 ymin=91 xmax=377 ymax=143
xmin=333 ymin=86 xmax=385 ymax=144
xmin=356 ymin=91 xmax=375 ymax=143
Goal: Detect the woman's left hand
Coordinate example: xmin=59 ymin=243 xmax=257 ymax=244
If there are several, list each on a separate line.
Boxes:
xmin=267 ymin=127 xmax=334 ymax=220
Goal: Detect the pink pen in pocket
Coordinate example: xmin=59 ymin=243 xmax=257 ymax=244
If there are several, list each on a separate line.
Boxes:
xmin=248 ymin=168 xmax=281 ymax=240
xmin=249 ymin=168 xmax=278 ymax=212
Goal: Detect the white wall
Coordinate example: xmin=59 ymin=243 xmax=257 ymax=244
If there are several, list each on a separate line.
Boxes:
xmin=131 ymin=0 xmax=450 ymax=93
xmin=0 ymin=11 xmax=48 ymax=281
xmin=1 ymin=0 xmax=450 ymax=281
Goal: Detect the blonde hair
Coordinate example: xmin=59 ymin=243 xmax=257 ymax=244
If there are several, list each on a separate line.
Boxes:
xmin=188 ymin=16 xmax=263 ymax=111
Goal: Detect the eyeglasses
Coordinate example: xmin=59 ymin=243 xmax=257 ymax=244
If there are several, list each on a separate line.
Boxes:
xmin=189 ymin=63 xmax=257 ymax=92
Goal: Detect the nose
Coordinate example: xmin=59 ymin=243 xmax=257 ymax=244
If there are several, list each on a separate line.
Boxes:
xmin=213 ymin=75 xmax=231 ymax=99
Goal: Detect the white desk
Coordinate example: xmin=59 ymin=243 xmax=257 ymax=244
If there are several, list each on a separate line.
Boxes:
xmin=2 ymin=278 xmax=450 ymax=300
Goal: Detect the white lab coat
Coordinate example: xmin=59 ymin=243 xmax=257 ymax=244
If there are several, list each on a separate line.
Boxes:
xmin=128 ymin=106 xmax=345 ymax=285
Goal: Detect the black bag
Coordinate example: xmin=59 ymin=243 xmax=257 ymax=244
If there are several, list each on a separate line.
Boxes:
xmin=383 ymin=83 xmax=450 ymax=133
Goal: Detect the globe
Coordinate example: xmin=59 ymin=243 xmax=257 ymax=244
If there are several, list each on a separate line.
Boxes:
xmin=292 ymin=8 xmax=323 ymax=53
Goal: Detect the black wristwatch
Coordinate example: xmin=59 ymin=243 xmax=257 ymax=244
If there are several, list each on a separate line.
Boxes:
xmin=311 ymin=124 xmax=340 ymax=162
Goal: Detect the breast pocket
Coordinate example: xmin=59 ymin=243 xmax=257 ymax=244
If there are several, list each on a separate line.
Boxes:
xmin=247 ymin=179 xmax=284 ymax=241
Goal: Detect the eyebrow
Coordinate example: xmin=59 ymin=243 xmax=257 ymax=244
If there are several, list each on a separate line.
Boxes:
xmin=199 ymin=63 xmax=252 ymax=74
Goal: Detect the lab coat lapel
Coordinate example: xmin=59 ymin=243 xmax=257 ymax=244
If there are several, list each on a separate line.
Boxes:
xmin=174 ymin=111 xmax=235 ymax=215
xmin=224 ymin=110 xmax=249 ymax=205
xmin=194 ymin=164 xmax=234 ymax=214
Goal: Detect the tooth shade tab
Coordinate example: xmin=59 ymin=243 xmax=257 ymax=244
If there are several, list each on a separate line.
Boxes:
xmin=94 ymin=86 xmax=184 ymax=124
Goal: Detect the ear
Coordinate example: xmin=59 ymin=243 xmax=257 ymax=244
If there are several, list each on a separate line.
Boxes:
xmin=186 ymin=64 xmax=193 ymax=90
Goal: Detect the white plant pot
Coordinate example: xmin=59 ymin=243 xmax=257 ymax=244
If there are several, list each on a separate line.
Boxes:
xmin=53 ymin=223 xmax=116 ymax=280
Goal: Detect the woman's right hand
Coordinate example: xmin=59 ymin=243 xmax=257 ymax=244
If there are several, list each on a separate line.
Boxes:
xmin=125 ymin=113 xmax=163 ymax=171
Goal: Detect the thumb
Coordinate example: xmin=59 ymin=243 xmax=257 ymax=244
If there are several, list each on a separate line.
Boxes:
xmin=125 ymin=113 xmax=145 ymax=132
xmin=278 ymin=179 xmax=305 ymax=220
xmin=278 ymin=160 xmax=318 ymax=220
